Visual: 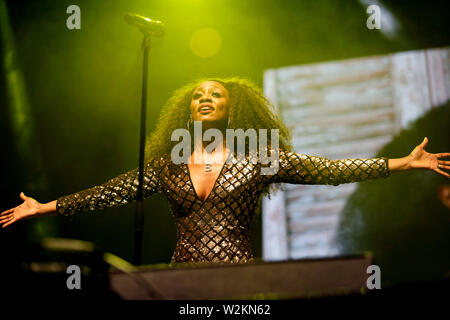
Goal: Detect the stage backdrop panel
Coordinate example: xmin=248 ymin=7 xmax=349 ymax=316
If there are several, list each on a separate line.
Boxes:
xmin=262 ymin=47 xmax=450 ymax=261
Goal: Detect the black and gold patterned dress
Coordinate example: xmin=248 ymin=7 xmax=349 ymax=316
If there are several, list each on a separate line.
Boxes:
xmin=56 ymin=150 xmax=390 ymax=264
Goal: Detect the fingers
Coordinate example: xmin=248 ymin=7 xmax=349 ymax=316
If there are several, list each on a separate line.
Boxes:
xmin=436 ymin=153 xmax=450 ymax=159
xmin=0 ymin=208 xmax=14 ymax=216
xmin=0 ymin=213 xmax=13 ymax=223
xmin=434 ymin=168 xmax=450 ymax=178
xmin=2 ymin=217 xmax=16 ymax=228
xmin=420 ymin=137 xmax=428 ymax=148
xmin=0 ymin=213 xmax=15 ymax=228
xmin=20 ymin=192 xmax=27 ymax=201
xmin=1 ymin=208 xmax=15 ymax=228
xmin=438 ymin=164 xmax=450 ymax=170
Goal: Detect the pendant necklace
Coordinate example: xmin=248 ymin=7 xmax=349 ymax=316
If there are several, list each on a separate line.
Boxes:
xmin=205 ymin=152 xmax=212 ymax=172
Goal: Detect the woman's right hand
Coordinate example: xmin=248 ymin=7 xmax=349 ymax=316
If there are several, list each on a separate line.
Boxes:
xmin=0 ymin=192 xmax=47 ymax=228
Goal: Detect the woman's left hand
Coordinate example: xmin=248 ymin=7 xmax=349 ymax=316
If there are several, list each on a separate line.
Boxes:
xmin=408 ymin=137 xmax=450 ymax=178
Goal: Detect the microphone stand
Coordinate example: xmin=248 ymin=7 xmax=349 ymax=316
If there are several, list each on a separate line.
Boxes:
xmin=134 ymin=35 xmax=151 ymax=266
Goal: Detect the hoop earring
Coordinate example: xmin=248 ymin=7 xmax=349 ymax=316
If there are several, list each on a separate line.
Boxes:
xmin=187 ymin=114 xmax=193 ymax=130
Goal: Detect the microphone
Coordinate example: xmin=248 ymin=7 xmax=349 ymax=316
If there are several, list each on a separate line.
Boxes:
xmin=124 ymin=13 xmax=165 ymax=37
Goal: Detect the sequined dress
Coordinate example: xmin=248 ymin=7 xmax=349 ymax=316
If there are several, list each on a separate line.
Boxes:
xmin=56 ymin=150 xmax=390 ymax=264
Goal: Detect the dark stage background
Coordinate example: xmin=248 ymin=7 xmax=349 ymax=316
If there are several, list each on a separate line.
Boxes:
xmin=1 ymin=0 xmax=449 ymax=286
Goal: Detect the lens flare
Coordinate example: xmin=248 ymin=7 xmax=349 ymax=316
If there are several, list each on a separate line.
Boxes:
xmin=190 ymin=27 xmax=222 ymax=58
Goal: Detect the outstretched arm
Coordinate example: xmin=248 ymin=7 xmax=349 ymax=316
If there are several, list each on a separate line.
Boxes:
xmin=55 ymin=158 xmax=164 ymax=216
xmin=267 ymin=137 xmax=449 ymax=186
xmin=0 ymin=157 xmax=165 ymax=228
xmin=0 ymin=193 xmax=57 ymax=228
xmin=268 ymin=150 xmax=390 ymax=186
xmin=388 ymin=137 xmax=450 ymax=178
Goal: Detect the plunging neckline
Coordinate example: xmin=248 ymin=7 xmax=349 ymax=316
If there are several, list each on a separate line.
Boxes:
xmin=185 ymin=151 xmax=231 ymax=203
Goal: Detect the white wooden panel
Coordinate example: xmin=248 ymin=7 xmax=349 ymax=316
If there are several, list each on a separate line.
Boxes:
xmin=262 ymin=70 xmax=289 ymax=261
xmin=263 ymin=47 xmax=450 ymax=261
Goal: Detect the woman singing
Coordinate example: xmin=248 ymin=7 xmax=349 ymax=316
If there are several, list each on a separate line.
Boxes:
xmin=1 ymin=78 xmax=449 ymax=264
